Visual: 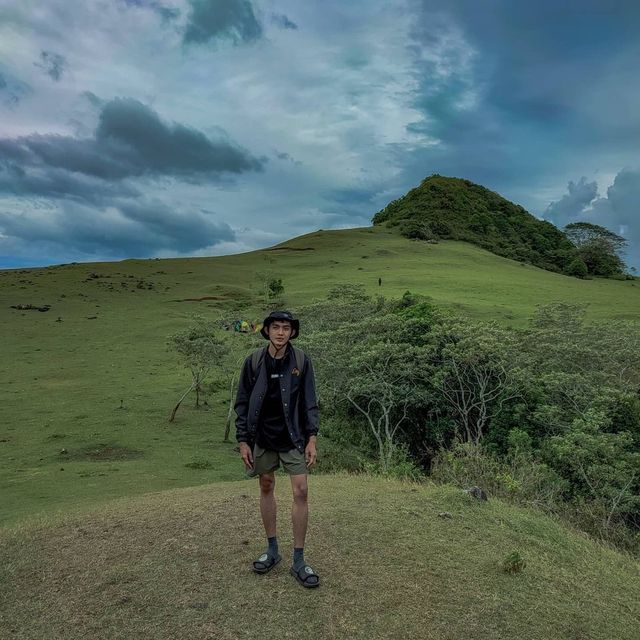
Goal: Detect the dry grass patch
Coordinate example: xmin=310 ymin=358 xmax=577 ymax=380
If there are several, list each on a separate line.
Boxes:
xmin=1 ymin=475 xmax=639 ymax=640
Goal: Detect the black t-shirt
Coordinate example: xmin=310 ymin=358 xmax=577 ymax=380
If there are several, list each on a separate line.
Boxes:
xmin=256 ymin=345 xmax=294 ymax=452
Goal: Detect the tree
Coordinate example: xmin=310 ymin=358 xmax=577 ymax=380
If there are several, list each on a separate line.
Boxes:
xmin=430 ymin=322 xmax=521 ymax=444
xmin=267 ymin=277 xmax=284 ymax=299
xmin=255 ymin=271 xmax=285 ymax=304
xmin=304 ymin=311 xmax=430 ymax=472
xmin=564 ymin=222 xmax=627 ymax=276
xmin=168 ymin=316 xmax=229 ymax=422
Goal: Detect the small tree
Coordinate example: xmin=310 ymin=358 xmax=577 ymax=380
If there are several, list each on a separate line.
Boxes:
xmin=168 ymin=316 xmax=229 ymax=422
xmin=564 ymin=222 xmax=627 ymax=276
xmin=267 ymin=277 xmax=284 ymax=299
xmin=256 ymin=271 xmax=285 ymax=304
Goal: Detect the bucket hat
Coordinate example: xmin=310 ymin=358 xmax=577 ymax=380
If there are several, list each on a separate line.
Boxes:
xmin=260 ymin=310 xmax=299 ymax=340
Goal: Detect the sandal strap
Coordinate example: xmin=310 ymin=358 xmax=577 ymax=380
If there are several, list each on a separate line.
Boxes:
xmin=296 ymin=564 xmax=317 ymax=579
xmin=254 ymin=552 xmax=277 ymax=568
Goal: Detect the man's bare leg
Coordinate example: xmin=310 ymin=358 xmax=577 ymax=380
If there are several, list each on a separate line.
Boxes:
xmin=259 ymin=472 xmax=276 ymax=537
xmin=289 ymin=473 xmax=319 ymax=586
xmin=290 ymin=474 xmax=308 ymax=548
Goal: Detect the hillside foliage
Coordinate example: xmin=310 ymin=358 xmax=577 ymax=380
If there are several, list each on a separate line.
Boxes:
xmin=299 ymin=287 xmax=640 ymax=552
xmin=372 ymin=175 xmax=621 ymax=277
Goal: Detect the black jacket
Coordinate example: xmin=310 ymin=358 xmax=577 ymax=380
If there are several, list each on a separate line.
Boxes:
xmin=234 ymin=345 xmax=319 ymax=453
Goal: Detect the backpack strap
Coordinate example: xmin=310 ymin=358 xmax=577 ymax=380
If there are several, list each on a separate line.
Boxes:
xmin=251 ymin=345 xmax=305 ymax=380
xmin=291 ymin=345 xmax=305 ymax=373
xmin=250 ymin=347 xmax=267 ymax=381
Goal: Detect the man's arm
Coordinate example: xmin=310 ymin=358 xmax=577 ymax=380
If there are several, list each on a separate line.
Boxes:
xmin=234 ymin=356 xmax=256 ymax=470
xmin=302 ymin=356 xmax=319 ymax=439
xmin=234 ymin=356 xmax=253 ymax=444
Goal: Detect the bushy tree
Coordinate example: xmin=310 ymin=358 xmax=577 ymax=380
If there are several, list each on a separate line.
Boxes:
xmin=566 ymin=257 xmax=588 ymax=278
xmin=428 ymin=321 xmax=521 ymax=444
xmin=544 ymin=409 xmax=640 ymax=541
xmin=564 ymin=222 xmax=628 ymax=276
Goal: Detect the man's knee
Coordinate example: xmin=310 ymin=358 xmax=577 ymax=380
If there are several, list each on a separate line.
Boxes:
xmin=259 ymin=473 xmax=275 ymax=494
xmin=292 ymin=479 xmax=308 ymax=503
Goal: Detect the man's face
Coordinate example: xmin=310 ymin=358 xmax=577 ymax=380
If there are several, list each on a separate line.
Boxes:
xmin=267 ymin=320 xmax=292 ymax=348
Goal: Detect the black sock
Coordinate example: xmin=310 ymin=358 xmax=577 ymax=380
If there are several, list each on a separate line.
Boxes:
xmin=268 ymin=536 xmax=279 ymax=557
xmin=293 ymin=547 xmax=304 ymax=566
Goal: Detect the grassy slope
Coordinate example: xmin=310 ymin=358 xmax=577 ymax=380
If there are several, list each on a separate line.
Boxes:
xmin=1 ymin=475 xmax=638 ymax=640
xmin=1 ymin=225 xmax=639 ymax=526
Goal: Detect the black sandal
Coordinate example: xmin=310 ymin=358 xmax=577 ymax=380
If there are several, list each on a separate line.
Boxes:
xmin=252 ymin=552 xmax=281 ymax=574
xmin=290 ymin=563 xmax=320 ymax=588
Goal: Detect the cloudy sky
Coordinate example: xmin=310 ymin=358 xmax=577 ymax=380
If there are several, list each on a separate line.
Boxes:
xmin=1 ymin=0 xmax=639 ymax=269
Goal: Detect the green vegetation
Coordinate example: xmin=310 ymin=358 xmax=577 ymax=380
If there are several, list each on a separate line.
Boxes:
xmin=304 ymin=293 xmax=640 ymax=552
xmin=1 ymin=226 xmax=639 ymax=529
xmin=373 ymin=174 xmax=630 ymax=278
xmin=1 ymin=222 xmax=640 ymax=638
xmin=1 ymin=476 xmax=638 ymax=640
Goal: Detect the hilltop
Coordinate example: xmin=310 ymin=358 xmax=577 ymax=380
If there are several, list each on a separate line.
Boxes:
xmin=373 ymin=175 xmax=581 ymax=274
xmin=1 ymin=475 xmax=638 ymax=640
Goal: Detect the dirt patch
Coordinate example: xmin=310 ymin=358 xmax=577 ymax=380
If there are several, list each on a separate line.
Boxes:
xmin=10 ymin=304 xmax=51 ymax=312
xmin=265 ymin=246 xmax=315 ymax=251
xmin=176 ymin=296 xmax=227 ymax=302
xmin=62 ymin=444 xmax=143 ymax=462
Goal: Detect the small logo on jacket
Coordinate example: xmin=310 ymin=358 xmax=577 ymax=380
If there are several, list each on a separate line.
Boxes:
xmin=291 ymin=367 xmax=301 ymax=376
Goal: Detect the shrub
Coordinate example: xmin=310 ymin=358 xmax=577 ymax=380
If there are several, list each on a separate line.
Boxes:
xmin=360 ymin=443 xmax=426 ymax=482
xmin=431 ymin=442 xmax=567 ymax=512
xmin=502 ymin=551 xmax=526 ymax=574
xmin=566 ymin=257 xmax=588 ymax=278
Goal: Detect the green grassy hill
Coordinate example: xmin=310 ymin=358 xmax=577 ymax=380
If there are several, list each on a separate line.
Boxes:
xmin=1 ymin=225 xmax=640 ymax=527
xmin=1 ymin=475 xmax=638 ymax=640
xmin=373 ymin=175 xmax=582 ymax=274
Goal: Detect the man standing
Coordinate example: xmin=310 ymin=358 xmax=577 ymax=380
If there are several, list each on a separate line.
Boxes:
xmin=234 ymin=310 xmax=321 ymax=588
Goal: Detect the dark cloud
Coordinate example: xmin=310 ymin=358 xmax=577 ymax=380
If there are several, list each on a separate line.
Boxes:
xmin=271 ymin=13 xmax=298 ymax=30
xmin=183 ymin=0 xmax=262 ymax=46
xmin=0 ymin=161 xmax=140 ymax=203
xmin=82 ymin=91 xmax=104 ymax=108
xmin=156 ymin=5 xmax=180 ymax=21
xmin=0 ymin=97 xmax=264 ymax=200
xmin=395 ymin=0 xmax=640 ymax=203
xmin=95 ymin=98 xmax=264 ymax=176
xmin=121 ymin=0 xmax=180 ymax=21
xmin=275 ymin=150 xmax=301 ymax=165
xmin=0 ymin=68 xmax=32 ymax=108
xmin=544 ymin=177 xmax=599 ymax=227
xmin=0 ymin=199 xmax=235 ymax=258
xmin=431 ymin=0 xmax=640 ymax=126
xmin=35 ymin=50 xmax=68 ymax=81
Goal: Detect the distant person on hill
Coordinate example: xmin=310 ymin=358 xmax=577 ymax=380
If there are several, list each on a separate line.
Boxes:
xmin=234 ymin=310 xmax=321 ymax=588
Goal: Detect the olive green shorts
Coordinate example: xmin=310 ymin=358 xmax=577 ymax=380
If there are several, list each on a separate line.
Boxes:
xmin=247 ymin=444 xmax=307 ymax=477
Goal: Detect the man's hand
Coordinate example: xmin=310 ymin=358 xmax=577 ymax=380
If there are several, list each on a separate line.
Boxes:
xmin=305 ymin=436 xmax=317 ymax=469
xmin=239 ymin=442 xmax=254 ymax=470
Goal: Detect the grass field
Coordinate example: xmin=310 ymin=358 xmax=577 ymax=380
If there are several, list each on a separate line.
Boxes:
xmin=1 ymin=475 xmax=638 ymax=640
xmin=1 ymin=225 xmax=639 ymax=526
